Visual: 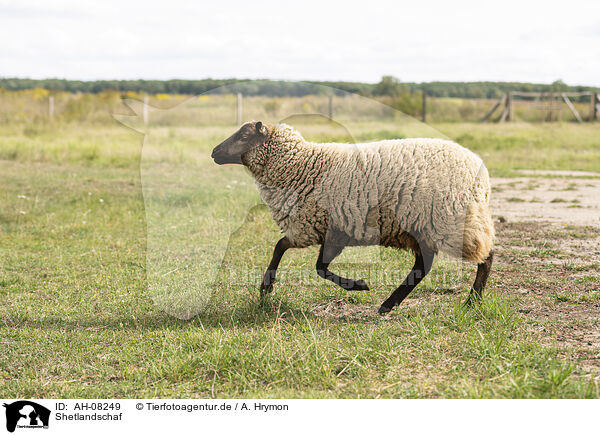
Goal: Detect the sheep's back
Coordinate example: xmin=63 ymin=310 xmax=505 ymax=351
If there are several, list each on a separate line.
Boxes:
xmin=313 ymin=138 xmax=492 ymax=258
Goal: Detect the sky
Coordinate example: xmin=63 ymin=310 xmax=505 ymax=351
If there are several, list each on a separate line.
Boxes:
xmin=1 ymin=0 xmax=599 ymax=86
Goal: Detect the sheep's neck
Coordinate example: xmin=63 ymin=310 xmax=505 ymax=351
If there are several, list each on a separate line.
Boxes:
xmin=249 ymin=138 xmax=319 ymax=191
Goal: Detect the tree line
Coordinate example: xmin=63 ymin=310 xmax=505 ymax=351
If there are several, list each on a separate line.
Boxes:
xmin=0 ymin=76 xmax=597 ymax=99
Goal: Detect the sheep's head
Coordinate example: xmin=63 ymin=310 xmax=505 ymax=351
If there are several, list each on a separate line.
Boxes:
xmin=211 ymin=121 xmax=269 ymax=165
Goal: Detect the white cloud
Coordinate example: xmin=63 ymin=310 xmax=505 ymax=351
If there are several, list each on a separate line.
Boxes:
xmin=0 ymin=0 xmax=599 ymax=85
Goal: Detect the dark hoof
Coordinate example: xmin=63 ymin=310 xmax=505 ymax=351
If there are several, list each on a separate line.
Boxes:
xmin=464 ymin=295 xmax=482 ymax=307
xmin=347 ymin=279 xmax=370 ymax=291
xmin=378 ymin=304 xmax=393 ymax=315
xmin=259 ymin=282 xmax=273 ymax=297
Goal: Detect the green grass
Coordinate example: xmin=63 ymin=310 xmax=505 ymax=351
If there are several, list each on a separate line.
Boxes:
xmin=1 ymin=119 xmax=598 ymax=177
xmin=0 ymin=115 xmax=599 ymax=398
xmin=440 ymin=122 xmax=600 ymax=176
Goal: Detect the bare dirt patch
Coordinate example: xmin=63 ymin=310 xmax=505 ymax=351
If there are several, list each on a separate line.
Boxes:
xmin=310 ymin=296 xmax=427 ymax=322
xmin=491 ymin=174 xmax=600 ymax=371
xmin=491 ymin=176 xmax=600 ymax=227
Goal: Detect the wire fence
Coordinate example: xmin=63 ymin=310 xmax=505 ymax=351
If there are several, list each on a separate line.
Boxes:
xmin=0 ymin=90 xmax=597 ymax=126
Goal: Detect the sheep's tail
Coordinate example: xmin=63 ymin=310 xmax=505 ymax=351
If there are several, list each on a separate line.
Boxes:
xmin=462 ymin=201 xmax=495 ymax=264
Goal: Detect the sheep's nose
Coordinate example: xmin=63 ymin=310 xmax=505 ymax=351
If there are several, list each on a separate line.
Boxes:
xmin=211 ymin=146 xmax=226 ymax=164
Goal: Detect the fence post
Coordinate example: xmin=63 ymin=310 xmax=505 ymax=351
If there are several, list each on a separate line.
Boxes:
xmin=507 ymin=92 xmax=514 ymax=122
xmin=328 ymin=95 xmax=333 ymax=120
xmin=48 ymin=96 xmax=54 ymax=122
xmin=143 ymin=95 xmax=149 ymax=126
xmin=237 ymin=93 xmax=243 ymax=125
xmin=422 ymin=92 xmax=427 ymax=123
xmin=593 ymin=93 xmax=598 ymax=122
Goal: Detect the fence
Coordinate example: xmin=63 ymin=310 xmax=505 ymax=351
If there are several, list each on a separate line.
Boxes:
xmin=482 ymin=91 xmax=599 ymax=123
xmin=0 ymin=90 xmax=598 ymax=125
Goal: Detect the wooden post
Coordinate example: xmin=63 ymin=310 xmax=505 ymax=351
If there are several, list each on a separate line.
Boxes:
xmin=236 ymin=93 xmax=242 ymax=125
xmin=48 ymin=96 xmax=54 ymax=122
xmin=593 ymin=93 xmax=599 ymax=122
xmin=422 ymin=92 xmax=427 ymax=123
xmin=499 ymin=93 xmax=510 ymax=123
xmin=507 ymin=92 xmax=514 ymax=122
xmin=481 ymin=94 xmax=506 ymax=122
xmin=328 ymin=95 xmax=333 ymax=120
xmin=499 ymin=106 xmax=509 ymax=123
xmin=143 ymin=95 xmax=149 ymax=125
xmin=562 ymin=93 xmax=583 ymax=123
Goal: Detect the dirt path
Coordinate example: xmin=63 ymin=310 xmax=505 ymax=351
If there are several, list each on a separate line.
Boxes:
xmin=491 ymin=174 xmax=600 ymax=373
xmin=491 ymin=176 xmax=600 ymax=227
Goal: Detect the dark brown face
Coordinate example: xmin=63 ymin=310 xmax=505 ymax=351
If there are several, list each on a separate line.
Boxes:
xmin=211 ymin=121 xmax=268 ymax=165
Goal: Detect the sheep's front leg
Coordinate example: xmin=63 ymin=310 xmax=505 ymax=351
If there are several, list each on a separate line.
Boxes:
xmin=378 ymin=248 xmax=435 ymax=314
xmin=316 ymin=243 xmax=370 ymax=291
xmin=260 ymin=237 xmax=291 ymax=296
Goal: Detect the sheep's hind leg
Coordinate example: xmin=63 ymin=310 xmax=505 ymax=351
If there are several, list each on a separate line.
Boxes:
xmin=316 ymin=243 xmax=370 ymax=291
xmin=260 ymin=237 xmax=292 ymax=296
xmin=465 ymin=250 xmax=494 ymax=306
xmin=378 ymin=248 xmax=435 ymax=314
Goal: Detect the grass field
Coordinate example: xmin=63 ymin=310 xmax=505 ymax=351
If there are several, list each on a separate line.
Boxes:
xmin=1 ymin=98 xmax=599 ymax=398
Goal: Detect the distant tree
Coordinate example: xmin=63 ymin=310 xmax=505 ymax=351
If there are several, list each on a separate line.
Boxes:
xmin=0 ymin=77 xmax=598 ymax=98
xmin=550 ymin=79 xmax=568 ymax=92
xmin=375 ymin=76 xmax=405 ymax=97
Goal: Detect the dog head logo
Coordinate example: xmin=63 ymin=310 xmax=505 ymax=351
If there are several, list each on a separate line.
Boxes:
xmin=3 ymin=401 xmax=50 ymax=432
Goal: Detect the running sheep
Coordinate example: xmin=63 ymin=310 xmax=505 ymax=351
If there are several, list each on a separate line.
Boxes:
xmin=211 ymin=121 xmax=495 ymax=314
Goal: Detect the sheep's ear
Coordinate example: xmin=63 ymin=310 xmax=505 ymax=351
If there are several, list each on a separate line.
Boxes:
xmin=256 ymin=121 xmax=267 ymax=135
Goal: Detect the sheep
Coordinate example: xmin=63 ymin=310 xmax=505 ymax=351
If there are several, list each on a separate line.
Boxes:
xmin=211 ymin=121 xmax=495 ymax=314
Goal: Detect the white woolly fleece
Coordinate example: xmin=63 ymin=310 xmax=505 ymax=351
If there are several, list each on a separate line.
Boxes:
xmin=243 ymin=124 xmax=494 ymax=264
